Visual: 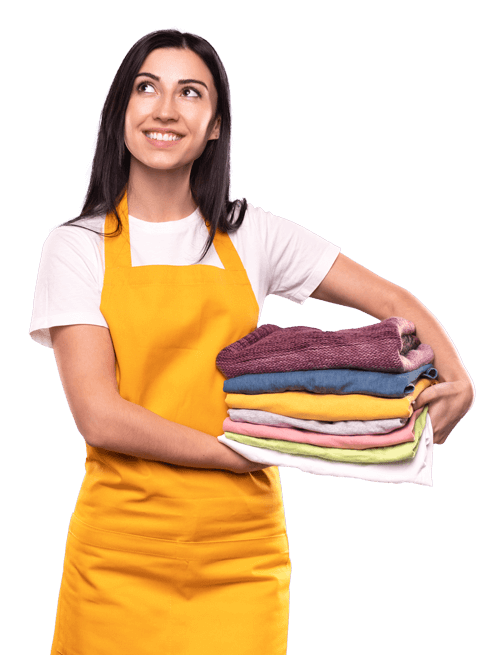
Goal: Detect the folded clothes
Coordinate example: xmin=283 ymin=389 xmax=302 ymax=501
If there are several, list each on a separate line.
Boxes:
xmin=218 ymin=409 xmax=433 ymax=486
xmin=216 ymin=317 xmax=434 ymax=379
xmin=224 ymin=409 xmax=425 ymax=464
xmin=228 ymin=409 xmax=409 ymax=435
xmin=223 ymin=364 xmax=437 ymax=397
xmin=225 ymin=378 xmax=436 ymax=422
xmin=222 ymin=410 xmax=419 ymax=449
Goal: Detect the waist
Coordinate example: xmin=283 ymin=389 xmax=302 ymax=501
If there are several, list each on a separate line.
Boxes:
xmin=74 ymin=444 xmax=287 ymax=542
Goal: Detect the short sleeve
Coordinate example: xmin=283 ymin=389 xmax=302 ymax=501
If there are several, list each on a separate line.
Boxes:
xmin=250 ymin=205 xmax=341 ymax=304
xmin=29 ymin=220 xmax=108 ymax=348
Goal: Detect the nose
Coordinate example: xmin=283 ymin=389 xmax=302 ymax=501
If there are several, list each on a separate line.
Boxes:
xmin=153 ymin=92 xmax=180 ymax=122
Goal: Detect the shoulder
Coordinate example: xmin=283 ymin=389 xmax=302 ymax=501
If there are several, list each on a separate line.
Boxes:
xmin=232 ymin=202 xmax=299 ymax=242
xmin=242 ymin=202 xmax=287 ymax=226
xmin=42 ymin=216 xmax=105 ymax=257
xmin=39 ymin=216 xmax=106 ymax=282
xmin=47 ymin=216 xmax=106 ymax=241
xmin=236 ymin=201 xmax=331 ymax=249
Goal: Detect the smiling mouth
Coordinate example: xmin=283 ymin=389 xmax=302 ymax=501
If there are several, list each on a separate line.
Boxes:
xmin=145 ymin=131 xmax=183 ymax=142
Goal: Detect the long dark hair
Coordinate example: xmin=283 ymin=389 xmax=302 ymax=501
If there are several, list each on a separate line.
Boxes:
xmin=61 ymin=29 xmax=247 ymax=262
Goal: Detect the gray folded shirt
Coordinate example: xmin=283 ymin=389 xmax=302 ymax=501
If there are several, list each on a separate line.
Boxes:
xmin=228 ymin=408 xmax=408 ymax=435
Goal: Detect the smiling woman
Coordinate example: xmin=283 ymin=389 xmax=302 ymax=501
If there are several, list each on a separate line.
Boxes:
xmin=29 ymin=27 xmax=473 ymax=655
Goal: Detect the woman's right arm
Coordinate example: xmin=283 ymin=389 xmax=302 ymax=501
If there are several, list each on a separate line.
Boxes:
xmin=50 ymin=324 xmax=268 ymax=474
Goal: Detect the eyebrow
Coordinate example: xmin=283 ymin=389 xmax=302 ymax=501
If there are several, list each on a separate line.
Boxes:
xmin=135 ymin=73 xmax=208 ymax=90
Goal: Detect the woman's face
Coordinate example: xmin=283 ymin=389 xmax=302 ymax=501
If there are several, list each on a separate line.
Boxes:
xmin=124 ymin=47 xmax=220 ymax=172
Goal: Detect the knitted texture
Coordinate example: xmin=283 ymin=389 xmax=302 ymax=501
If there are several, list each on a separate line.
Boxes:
xmin=216 ymin=317 xmax=434 ymax=379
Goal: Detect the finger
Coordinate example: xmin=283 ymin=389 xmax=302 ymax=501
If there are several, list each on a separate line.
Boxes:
xmin=412 ymin=386 xmax=438 ymax=410
xmin=412 ymin=381 xmax=455 ymax=410
xmin=425 ymin=403 xmax=447 ymax=444
xmin=429 ymin=393 xmax=470 ymax=440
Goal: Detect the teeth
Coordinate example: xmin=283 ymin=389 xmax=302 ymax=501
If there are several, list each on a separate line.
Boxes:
xmin=146 ymin=132 xmax=182 ymax=141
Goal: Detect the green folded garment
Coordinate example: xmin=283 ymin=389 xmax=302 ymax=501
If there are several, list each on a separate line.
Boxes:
xmin=224 ymin=407 xmax=428 ymax=464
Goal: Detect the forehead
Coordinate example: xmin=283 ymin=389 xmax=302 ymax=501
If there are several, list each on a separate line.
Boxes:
xmin=138 ymin=48 xmax=215 ymax=88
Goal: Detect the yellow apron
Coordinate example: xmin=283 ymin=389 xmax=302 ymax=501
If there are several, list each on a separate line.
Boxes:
xmin=50 ymin=193 xmax=291 ymax=655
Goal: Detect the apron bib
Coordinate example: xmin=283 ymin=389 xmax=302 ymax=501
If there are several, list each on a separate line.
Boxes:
xmin=50 ymin=193 xmax=291 ymax=655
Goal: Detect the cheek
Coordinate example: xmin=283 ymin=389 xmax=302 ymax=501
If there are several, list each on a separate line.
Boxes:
xmin=124 ymin=100 xmax=145 ymax=137
xmin=123 ymin=119 xmax=130 ymax=146
xmin=191 ymin=111 xmax=218 ymax=139
xmin=123 ymin=109 xmax=134 ymax=147
xmin=124 ymin=110 xmax=146 ymax=150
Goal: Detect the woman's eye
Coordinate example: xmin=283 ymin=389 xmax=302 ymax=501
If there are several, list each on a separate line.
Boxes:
xmin=182 ymin=87 xmax=201 ymax=98
xmin=138 ymin=82 xmax=155 ymax=93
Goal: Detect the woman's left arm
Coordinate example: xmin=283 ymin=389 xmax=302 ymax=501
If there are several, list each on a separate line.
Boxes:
xmin=310 ymin=253 xmax=475 ymax=444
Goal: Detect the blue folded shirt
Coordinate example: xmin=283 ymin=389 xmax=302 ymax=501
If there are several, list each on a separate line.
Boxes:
xmin=222 ymin=363 xmax=437 ymax=398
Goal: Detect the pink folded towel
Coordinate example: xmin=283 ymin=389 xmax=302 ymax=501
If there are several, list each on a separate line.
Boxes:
xmin=222 ymin=409 xmax=421 ymax=450
xmin=216 ymin=317 xmax=434 ymax=379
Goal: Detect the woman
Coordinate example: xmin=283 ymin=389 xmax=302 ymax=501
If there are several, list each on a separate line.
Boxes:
xmin=30 ymin=29 xmax=473 ymax=655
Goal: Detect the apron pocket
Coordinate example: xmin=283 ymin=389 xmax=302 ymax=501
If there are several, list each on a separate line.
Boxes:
xmin=52 ymin=514 xmax=290 ymax=655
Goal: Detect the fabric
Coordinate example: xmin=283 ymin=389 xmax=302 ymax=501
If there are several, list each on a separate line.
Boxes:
xmin=29 ymin=203 xmax=340 ymax=348
xmin=228 ymin=408 xmax=409 ymax=435
xmin=224 ymin=408 xmax=425 ymax=464
xmin=219 ymin=411 xmax=434 ymax=486
xmin=222 ymin=409 xmax=420 ymax=449
xmin=216 ymin=318 xmax=435 ymax=378
xmin=225 ymin=377 xmax=436 ymax=422
xmin=49 ymin=192 xmax=291 ymax=655
xmin=223 ymin=363 xmax=438 ymax=397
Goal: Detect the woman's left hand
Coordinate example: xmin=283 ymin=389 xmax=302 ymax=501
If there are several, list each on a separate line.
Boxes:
xmin=412 ymin=377 xmax=475 ymax=444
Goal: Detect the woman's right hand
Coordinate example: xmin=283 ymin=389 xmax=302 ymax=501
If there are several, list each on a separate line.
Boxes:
xmin=218 ymin=442 xmax=271 ymax=473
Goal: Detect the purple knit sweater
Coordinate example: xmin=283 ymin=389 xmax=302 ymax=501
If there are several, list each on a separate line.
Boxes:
xmin=216 ymin=317 xmax=434 ymax=379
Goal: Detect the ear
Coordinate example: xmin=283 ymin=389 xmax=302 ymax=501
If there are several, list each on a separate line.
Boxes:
xmin=209 ymin=115 xmax=221 ymax=141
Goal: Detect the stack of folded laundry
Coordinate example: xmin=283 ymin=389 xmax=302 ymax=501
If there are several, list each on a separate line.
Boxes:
xmin=216 ymin=317 xmax=439 ymax=486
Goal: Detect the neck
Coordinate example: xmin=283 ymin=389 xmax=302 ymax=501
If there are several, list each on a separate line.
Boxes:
xmin=126 ymin=158 xmax=198 ymax=223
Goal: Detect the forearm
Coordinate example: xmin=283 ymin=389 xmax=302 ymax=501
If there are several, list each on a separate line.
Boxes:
xmin=387 ymin=286 xmax=472 ymax=388
xmin=86 ymin=394 xmax=254 ymax=472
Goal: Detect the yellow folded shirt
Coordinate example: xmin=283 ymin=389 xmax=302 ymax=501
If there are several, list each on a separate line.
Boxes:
xmin=225 ymin=378 xmax=436 ymax=422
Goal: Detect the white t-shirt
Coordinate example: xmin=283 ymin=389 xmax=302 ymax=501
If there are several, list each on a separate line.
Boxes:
xmin=29 ymin=203 xmax=340 ymax=348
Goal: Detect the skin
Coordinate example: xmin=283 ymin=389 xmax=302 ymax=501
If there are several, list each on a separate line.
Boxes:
xmin=124 ymin=47 xmax=221 ymax=223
